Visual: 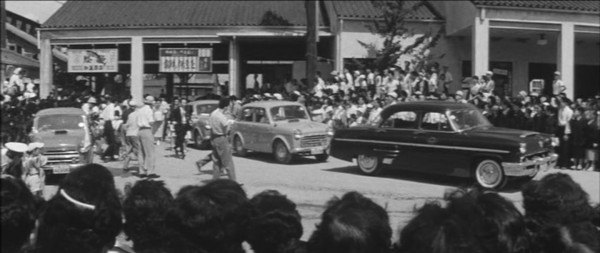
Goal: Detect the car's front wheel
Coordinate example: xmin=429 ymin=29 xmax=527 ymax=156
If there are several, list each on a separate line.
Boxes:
xmin=474 ymin=159 xmax=506 ymax=189
xmin=273 ymin=140 xmax=292 ymax=164
xmin=233 ymin=135 xmax=247 ymax=157
xmin=357 ymin=154 xmax=382 ymax=176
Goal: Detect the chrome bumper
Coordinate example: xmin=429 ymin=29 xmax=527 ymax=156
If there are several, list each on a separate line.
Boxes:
xmin=292 ymin=146 xmax=329 ymax=155
xmin=502 ymin=153 xmax=558 ymax=176
xmin=42 ymin=163 xmax=87 ymax=174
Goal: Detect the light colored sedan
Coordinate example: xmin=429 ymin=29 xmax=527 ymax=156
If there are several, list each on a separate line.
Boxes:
xmin=230 ymin=101 xmax=333 ymax=163
xmin=187 ymin=100 xmax=219 ymax=148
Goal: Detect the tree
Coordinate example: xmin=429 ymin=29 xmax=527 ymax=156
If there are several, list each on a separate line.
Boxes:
xmin=358 ymin=0 xmax=445 ymax=71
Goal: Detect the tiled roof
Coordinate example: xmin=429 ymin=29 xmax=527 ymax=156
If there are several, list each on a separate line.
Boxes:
xmin=43 ymin=1 xmax=327 ymax=28
xmin=326 ymin=1 xmax=444 ymax=21
xmin=471 ymin=0 xmax=600 ymax=13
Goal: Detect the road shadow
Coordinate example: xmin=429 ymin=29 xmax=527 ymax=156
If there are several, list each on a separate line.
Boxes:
xmin=324 ymin=165 xmax=525 ymax=193
xmin=235 ymin=152 xmax=323 ymax=165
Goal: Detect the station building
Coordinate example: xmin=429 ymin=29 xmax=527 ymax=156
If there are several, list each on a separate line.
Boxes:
xmin=38 ymin=1 xmax=599 ymax=101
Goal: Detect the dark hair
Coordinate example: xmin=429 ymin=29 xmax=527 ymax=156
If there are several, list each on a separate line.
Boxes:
xmin=522 ymin=173 xmax=595 ymax=225
xmin=219 ymin=98 xmax=231 ymax=109
xmin=123 ymin=180 xmax=175 ymax=252
xmin=35 ymin=164 xmax=123 ymax=253
xmin=247 ymin=190 xmax=304 ymax=253
xmin=1 ymin=175 xmax=37 ymax=253
xmin=308 ymin=192 xmax=391 ymax=253
xmin=394 ymin=202 xmax=475 ymax=253
xmin=166 ymin=179 xmax=251 ymax=253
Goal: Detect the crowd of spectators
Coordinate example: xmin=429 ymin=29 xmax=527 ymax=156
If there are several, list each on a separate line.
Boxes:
xmin=2 ymin=163 xmax=600 ymax=253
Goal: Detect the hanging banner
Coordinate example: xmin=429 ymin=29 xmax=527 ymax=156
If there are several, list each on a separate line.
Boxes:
xmin=67 ymin=49 xmax=118 ymax=73
xmin=159 ymin=48 xmax=212 ymax=73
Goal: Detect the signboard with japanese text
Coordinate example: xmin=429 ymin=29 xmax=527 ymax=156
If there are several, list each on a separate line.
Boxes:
xmin=159 ymin=48 xmax=212 ymax=73
xmin=67 ymin=49 xmax=118 ymax=73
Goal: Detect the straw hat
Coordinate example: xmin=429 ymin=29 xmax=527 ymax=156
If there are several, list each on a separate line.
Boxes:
xmin=5 ymin=142 xmax=28 ymax=153
xmin=27 ymin=142 xmax=44 ymax=152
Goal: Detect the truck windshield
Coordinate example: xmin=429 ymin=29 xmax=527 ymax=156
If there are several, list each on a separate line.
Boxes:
xmin=448 ymin=109 xmax=492 ymax=131
xmin=270 ymin=106 xmax=309 ymax=121
xmin=36 ymin=115 xmax=84 ymax=131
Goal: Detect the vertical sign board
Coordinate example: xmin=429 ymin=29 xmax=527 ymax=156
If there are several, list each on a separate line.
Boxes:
xmin=159 ymin=48 xmax=212 ymax=73
xmin=67 ymin=49 xmax=119 ymax=73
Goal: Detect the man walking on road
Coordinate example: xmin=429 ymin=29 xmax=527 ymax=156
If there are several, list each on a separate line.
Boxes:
xmin=122 ymin=100 xmax=140 ymax=171
xmin=208 ymin=98 xmax=236 ymax=181
xmin=137 ymin=96 xmax=159 ymax=179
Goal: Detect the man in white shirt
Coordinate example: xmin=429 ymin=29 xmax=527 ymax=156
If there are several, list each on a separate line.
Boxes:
xmin=552 ymin=71 xmax=566 ymax=96
xmin=137 ymin=96 xmax=158 ymax=178
xmin=557 ymin=97 xmax=573 ymax=169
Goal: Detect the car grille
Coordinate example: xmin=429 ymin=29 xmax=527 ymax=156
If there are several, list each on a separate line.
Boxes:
xmin=300 ymin=135 xmax=327 ymax=148
xmin=44 ymin=149 xmax=80 ymax=164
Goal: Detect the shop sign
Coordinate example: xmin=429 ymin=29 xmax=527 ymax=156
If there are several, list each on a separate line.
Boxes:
xmin=159 ymin=48 xmax=212 ymax=73
xmin=67 ymin=49 xmax=118 ymax=73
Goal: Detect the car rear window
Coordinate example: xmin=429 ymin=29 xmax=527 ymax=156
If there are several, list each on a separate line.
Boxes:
xmin=382 ymin=111 xmax=417 ymax=129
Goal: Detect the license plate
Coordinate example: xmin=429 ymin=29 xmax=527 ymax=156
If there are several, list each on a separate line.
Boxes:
xmin=52 ymin=164 xmax=70 ymax=174
xmin=383 ymin=158 xmax=393 ymax=164
xmin=311 ymin=148 xmax=323 ymax=155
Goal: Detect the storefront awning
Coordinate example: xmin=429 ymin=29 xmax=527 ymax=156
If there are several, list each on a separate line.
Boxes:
xmin=1 ymin=48 xmax=39 ymax=68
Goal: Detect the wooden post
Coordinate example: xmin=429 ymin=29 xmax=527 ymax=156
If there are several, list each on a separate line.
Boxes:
xmin=305 ymin=0 xmax=318 ymax=91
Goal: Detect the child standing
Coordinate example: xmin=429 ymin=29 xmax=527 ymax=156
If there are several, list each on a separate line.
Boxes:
xmin=23 ymin=142 xmax=47 ymax=197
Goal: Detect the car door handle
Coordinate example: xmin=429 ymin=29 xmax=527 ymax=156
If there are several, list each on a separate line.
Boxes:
xmin=373 ymin=148 xmax=400 ymax=154
xmin=426 ymin=137 xmax=438 ymax=144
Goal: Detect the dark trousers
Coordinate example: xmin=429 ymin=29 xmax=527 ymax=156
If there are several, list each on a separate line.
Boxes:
xmin=557 ymin=126 xmax=571 ymax=168
xmin=210 ymin=136 xmax=236 ymax=181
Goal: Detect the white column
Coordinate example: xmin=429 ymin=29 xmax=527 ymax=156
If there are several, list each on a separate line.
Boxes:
xmin=130 ymin=36 xmax=144 ymax=102
xmin=228 ymin=37 xmax=240 ymax=97
xmin=557 ymin=23 xmax=575 ymax=99
xmin=39 ymin=38 xmax=53 ymax=98
xmin=335 ymin=19 xmax=344 ymax=73
xmin=472 ymin=17 xmax=489 ymax=77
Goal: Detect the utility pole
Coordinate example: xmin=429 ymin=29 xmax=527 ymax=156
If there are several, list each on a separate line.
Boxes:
xmin=305 ymin=0 xmax=317 ymax=91
xmin=1 ymin=0 xmax=7 ymax=49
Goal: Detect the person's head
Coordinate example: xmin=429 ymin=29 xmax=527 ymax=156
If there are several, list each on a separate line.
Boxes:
xmin=246 ymin=190 xmax=303 ymax=253
xmin=523 ymin=173 xmax=595 ymax=225
xmin=554 ymin=71 xmax=561 ymax=80
xmin=166 ymin=179 xmax=251 ymax=253
xmin=308 ymin=192 xmax=391 ymax=253
xmin=36 ymin=164 xmax=122 ymax=253
xmin=1 ymin=175 xmax=37 ymax=253
xmin=123 ymin=180 xmax=174 ymax=252
xmin=181 ymin=98 xmax=188 ymax=106
xmin=218 ymin=98 xmax=230 ymax=109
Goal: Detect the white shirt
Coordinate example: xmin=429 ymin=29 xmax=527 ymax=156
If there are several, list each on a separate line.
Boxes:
xmin=558 ymin=106 xmax=573 ymax=134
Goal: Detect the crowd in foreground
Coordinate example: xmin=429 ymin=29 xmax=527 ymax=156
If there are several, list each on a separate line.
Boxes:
xmin=2 ymin=163 xmax=600 ymax=253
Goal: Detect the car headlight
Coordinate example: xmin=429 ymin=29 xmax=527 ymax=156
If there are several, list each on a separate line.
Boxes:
xmin=519 ymin=143 xmax=527 ymax=154
xmin=293 ymin=129 xmax=303 ymax=140
xmin=326 ymin=127 xmax=334 ymax=136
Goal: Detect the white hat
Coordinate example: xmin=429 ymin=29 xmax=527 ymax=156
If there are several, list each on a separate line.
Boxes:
xmin=144 ymin=95 xmax=155 ymax=104
xmin=273 ymin=93 xmax=283 ymax=100
xmin=253 ymin=94 xmax=262 ymax=99
xmin=263 ymin=93 xmax=273 ymax=98
xmin=486 ymin=71 xmax=493 ymax=76
xmin=87 ymin=97 xmax=97 ymax=104
xmin=5 ymin=142 xmax=28 ymax=153
xmin=13 ymin=68 xmax=23 ymax=75
xmin=330 ymin=70 xmax=339 ymax=76
xmin=129 ymin=100 xmax=140 ymax=107
xmin=554 ymin=71 xmax=561 ymax=75
xmin=367 ymin=104 xmax=374 ymax=108
xmin=28 ymin=142 xmax=44 ymax=152
xmin=387 ymin=92 xmax=398 ymax=99
xmin=455 ymin=90 xmax=464 ymax=97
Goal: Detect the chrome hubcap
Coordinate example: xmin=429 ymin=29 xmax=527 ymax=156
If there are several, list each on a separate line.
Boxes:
xmin=358 ymin=155 xmax=376 ymax=172
xmin=478 ymin=162 xmax=501 ymax=186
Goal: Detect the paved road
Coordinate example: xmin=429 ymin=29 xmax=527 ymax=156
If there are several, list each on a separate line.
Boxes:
xmin=45 ymin=143 xmax=600 ymax=242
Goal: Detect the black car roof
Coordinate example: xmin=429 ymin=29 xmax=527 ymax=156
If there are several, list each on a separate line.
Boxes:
xmin=35 ymin=107 xmax=85 ymax=116
xmin=381 ymin=101 xmax=477 ymax=118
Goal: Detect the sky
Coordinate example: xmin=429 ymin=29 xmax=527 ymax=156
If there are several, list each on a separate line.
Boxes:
xmin=5 ymin=1 xmax=65 ymax=24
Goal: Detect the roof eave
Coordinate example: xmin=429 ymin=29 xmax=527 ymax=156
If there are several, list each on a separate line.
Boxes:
xmin=39 ymin=25 xmax=331 ymax=31
xmin=473 ymin=4 xmax=600 ymax=15
xmin=339 ymin=16 xmax=444 ymax=23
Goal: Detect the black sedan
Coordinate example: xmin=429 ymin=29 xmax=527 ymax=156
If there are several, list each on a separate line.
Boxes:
xmin=330 ymin=101 xmax=558 ymax=189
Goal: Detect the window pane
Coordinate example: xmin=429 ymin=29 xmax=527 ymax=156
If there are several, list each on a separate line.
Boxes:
xmin=382 ymin=111 xmax=417 ymax=129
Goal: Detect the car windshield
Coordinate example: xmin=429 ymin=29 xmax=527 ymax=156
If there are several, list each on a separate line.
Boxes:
xmin=448 ymin=109 xmax=492 ymax=131
xmin=36 ymin=115 xmax=84 ymax=131
xmin=197 ymin=104 xmax=217 ymax=114
xmin=270 ymin=105 xmax=309 ymax=121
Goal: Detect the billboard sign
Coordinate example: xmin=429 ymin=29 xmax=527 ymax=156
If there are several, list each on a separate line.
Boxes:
xmin=67 ymin=49 xmax=118 ymax=73
xmin=159 ymin=48 xmax=212 ymax=73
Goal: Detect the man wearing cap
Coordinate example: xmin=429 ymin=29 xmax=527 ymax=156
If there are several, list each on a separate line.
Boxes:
xmin=24 ymin=142 xmax=47 ymax=196
xmin=123 ymin=100 xmax=141 ymax=171
xmin=2 ymin=142 xmax=28 ymax=178
xmin=552 ymin=71 xmax=566 ymax=96
xmin=137 ymin=96 xmax=158 ymax=178
xmin=208 ymin=98 xmax=236 ymax=181
xmin=481 ymin=71 xmax=495 ymax=98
